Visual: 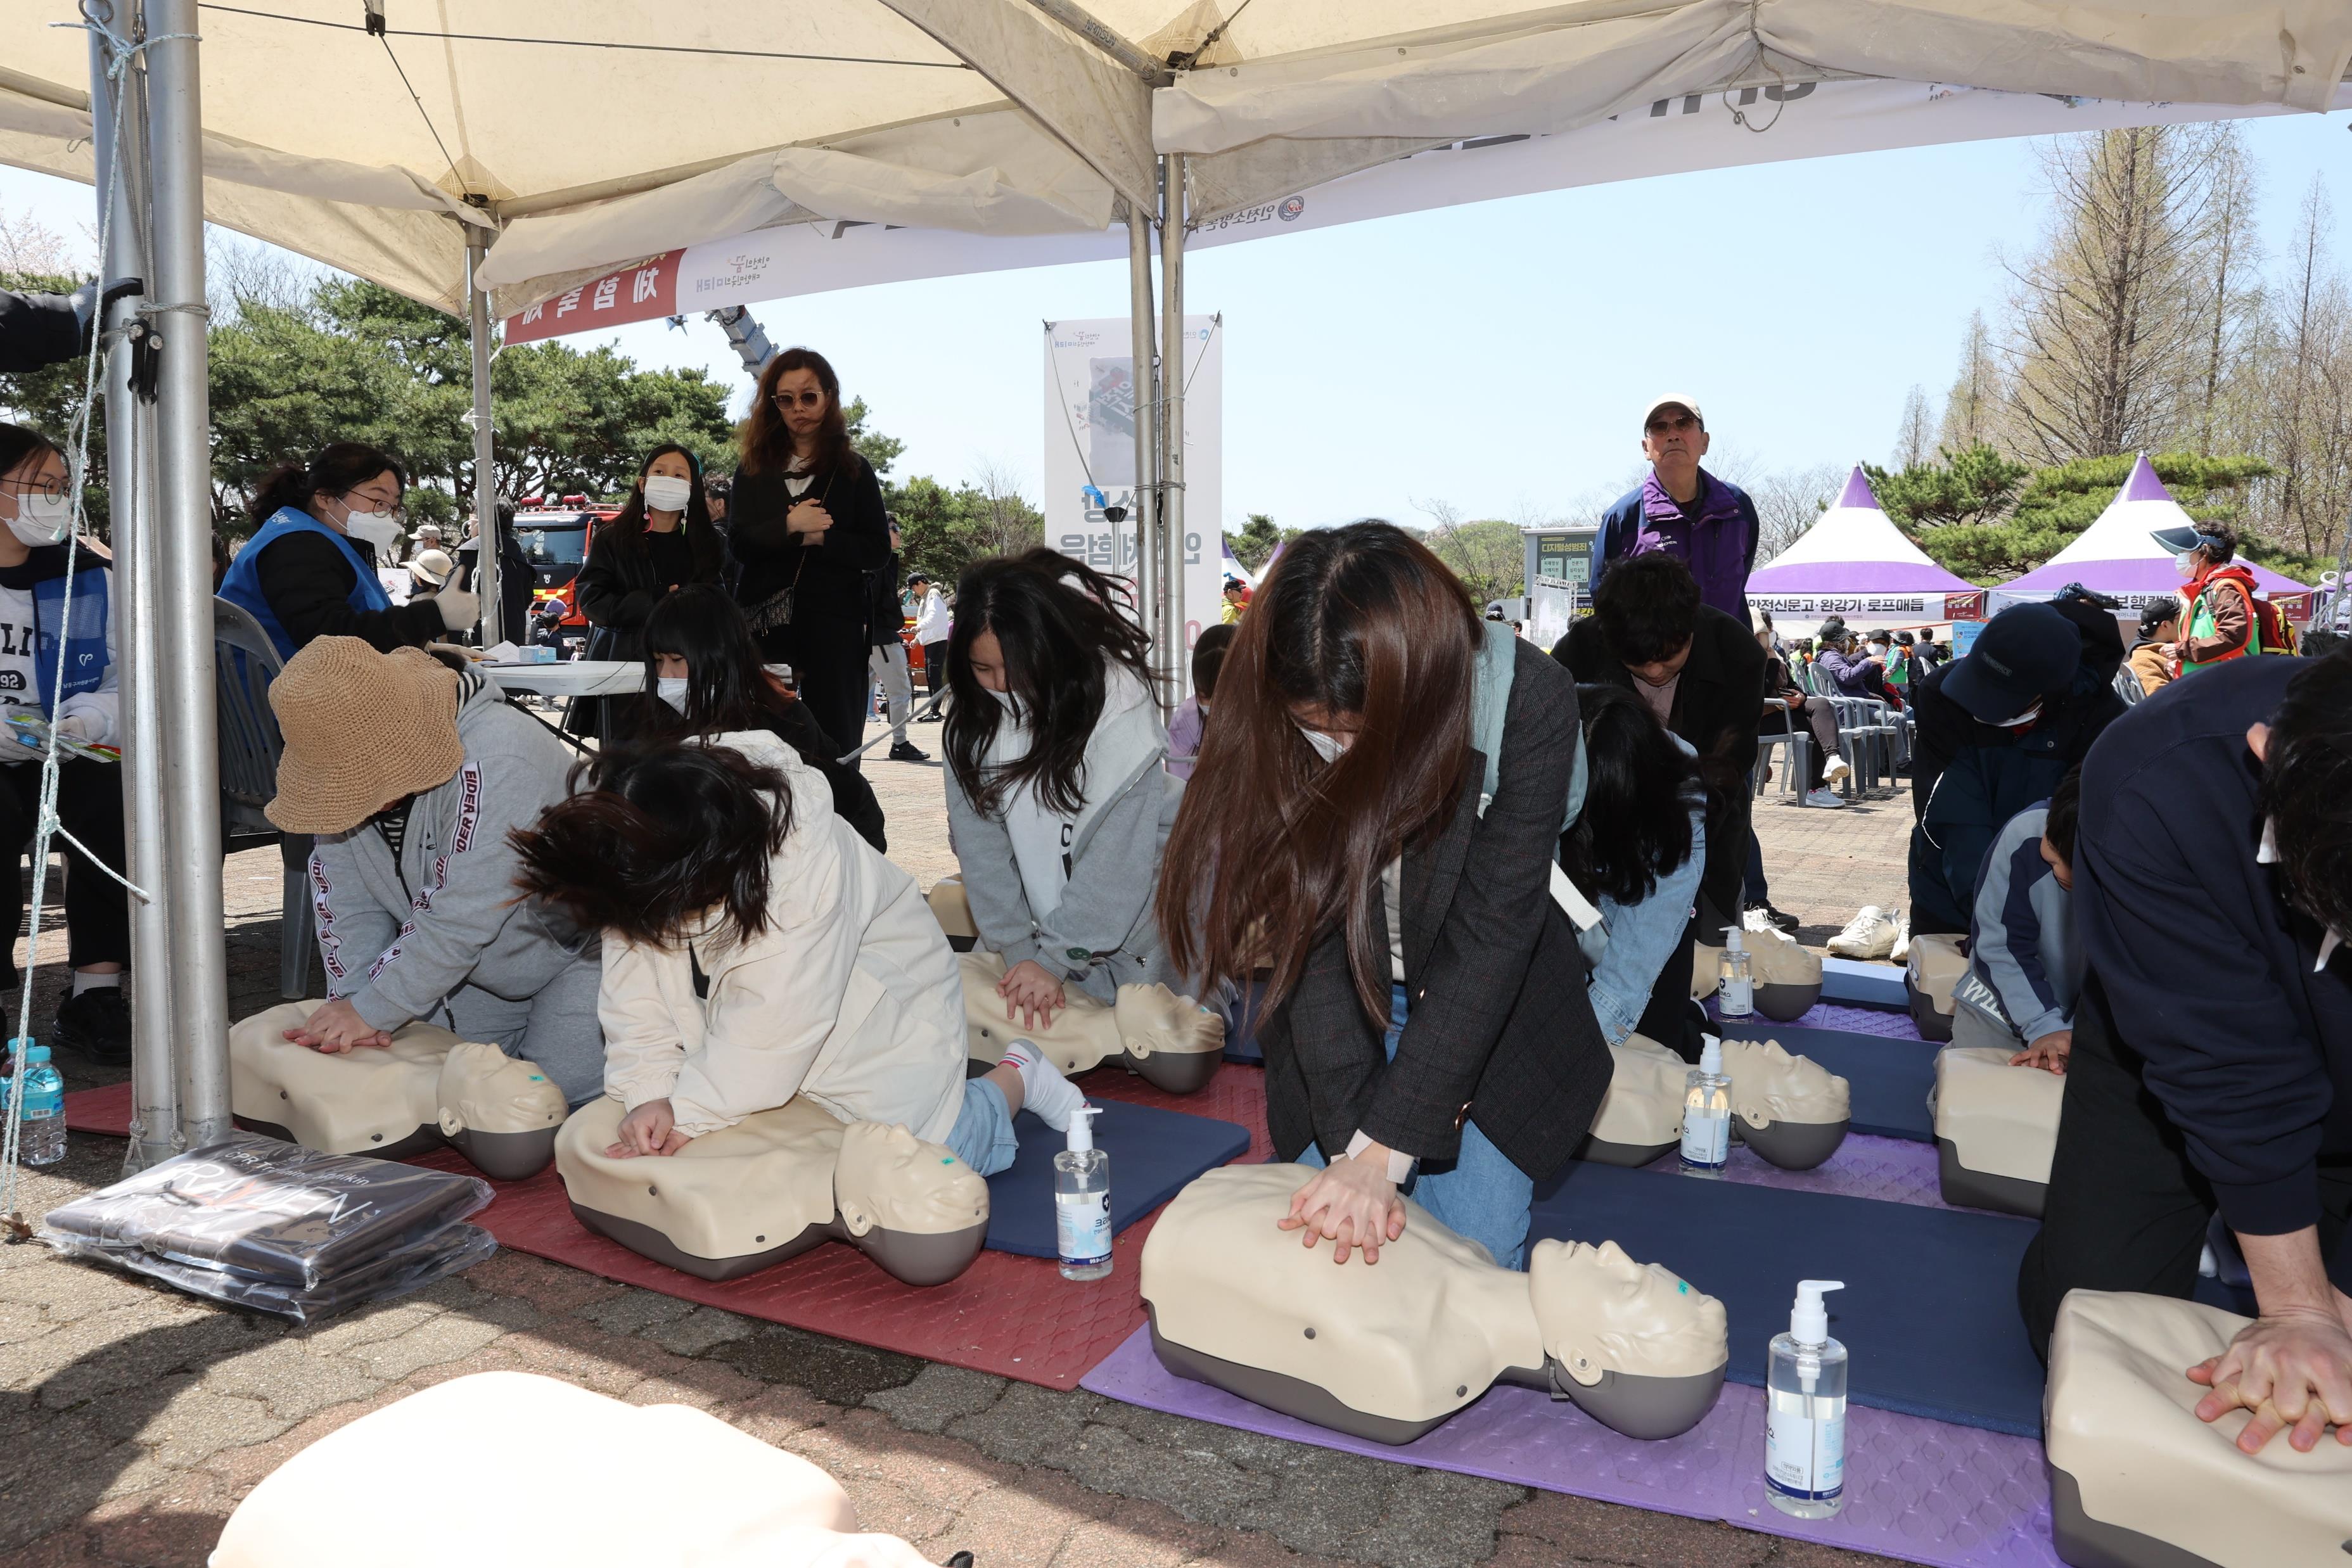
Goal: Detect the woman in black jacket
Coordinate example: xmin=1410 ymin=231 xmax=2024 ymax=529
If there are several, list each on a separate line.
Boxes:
xmin=727 ymin=347 xmax=890 ymax=760
xmin=572 ymin=445 xmax=725 ymax=738
xmin=1156 ymin=521 xmax=1607 ymax=1270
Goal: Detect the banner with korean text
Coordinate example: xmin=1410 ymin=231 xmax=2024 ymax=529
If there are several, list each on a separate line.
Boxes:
xmin=1041 ymin=317 xmax=1223 ymax=694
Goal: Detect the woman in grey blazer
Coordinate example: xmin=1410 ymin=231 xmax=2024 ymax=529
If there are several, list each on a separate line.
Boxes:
xmin=1158 ymin=522 xmax=1611 ymax=1269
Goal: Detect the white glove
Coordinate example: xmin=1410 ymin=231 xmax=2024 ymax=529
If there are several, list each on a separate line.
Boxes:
xmin=431 ymin=584 xmax=480 ymax=632
xmin=53 ymin=713 xmax=93 ymax=743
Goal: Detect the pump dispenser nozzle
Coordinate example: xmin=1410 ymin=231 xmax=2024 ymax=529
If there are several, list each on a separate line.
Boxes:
xmin=1790 ymin=1280 xmax=1845 ymax=1345
xmin=1722 ymin=926 xmax=1746 ymax=953
xmin=1698 ymin=1033 xmax=1723 ymax=1077
xmin=1065 ymin=1103 xmax=1101 ymax=1154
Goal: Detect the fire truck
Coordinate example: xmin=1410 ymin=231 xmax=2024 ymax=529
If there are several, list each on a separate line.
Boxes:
xmin=511 ymin=495 xmax=619 ymax=655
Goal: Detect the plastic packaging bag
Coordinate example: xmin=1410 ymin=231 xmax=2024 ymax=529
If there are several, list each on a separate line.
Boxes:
xmin=41 ymin=1134 xmax=496 ymax=1318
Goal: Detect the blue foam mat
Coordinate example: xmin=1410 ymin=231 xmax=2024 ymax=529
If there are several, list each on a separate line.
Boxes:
xmin=1822 ymin=957 xmax=1908 ymax=1007
xmin=1530 ymin=1159 xmax=2047 ymax=1436
xmin=1716 ymin=1021 xmax=1939 ymax=1143
xmin=983 ymin=1098 xmax=1250 ymax=1258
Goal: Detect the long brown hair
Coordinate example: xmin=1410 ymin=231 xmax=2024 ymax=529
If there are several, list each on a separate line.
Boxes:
xmin=603 ymin=443 xmax=725 ymax=579
xmin=739 ymin=347 xmax=855 ymax=478
xmin=1156 ymin=521 xmax=1481 ymax=1022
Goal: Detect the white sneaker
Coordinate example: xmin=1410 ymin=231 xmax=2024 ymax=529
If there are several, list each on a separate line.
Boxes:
xmin=1826 ymin=905 xmax=1899 ymax=960
xmin=1824 ymin=755 xmax=1853 ymax=785
xmin=1889 ymin=908 xmax=1912 ymax=963
xmin=1803 ymin=787 xmax=1848 ymax=808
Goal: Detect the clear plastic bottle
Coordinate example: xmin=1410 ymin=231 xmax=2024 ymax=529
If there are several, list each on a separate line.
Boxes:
xmin=1766 ymin=1280 xmax=1848 ymax=1519
xmin=1679 ymin=1035 xmax=1731 ymax=1175
xmin=14 ymin=1039 xmax=65 ymax=1167
xmin=1716 ymin=927 xmax=1754 ymax=1019
xmin=1054 ymin=1104 xmax=1111 ymax=1281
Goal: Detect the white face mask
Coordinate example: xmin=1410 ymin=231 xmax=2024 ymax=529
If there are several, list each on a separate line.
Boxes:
xmin=656 ymin=677 xmax=689 ymax=711
xmin=338 ymin=507 xmax=400 ymax=551
xmin=1992 ymin=701 xmax=2044 ymax=727
xmin=1296 ymin=725 xmax=1350 ymax=763
xmin=6 ymin=492 xmax=71 ymax=547
xmin=986 ymin=686 xmax=1021 ymax=719
xmin=642 ymin=475 xmax=693 ymax=513
xmin=2174 ymin=552 xmax=2196 ymax=577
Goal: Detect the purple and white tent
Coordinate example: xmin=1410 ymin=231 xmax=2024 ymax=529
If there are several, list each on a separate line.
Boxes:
xmin=1992 ymin=455 xmax=2310 ymax=616
xmin=1746 ymin=467 xmax=1982 ymax=628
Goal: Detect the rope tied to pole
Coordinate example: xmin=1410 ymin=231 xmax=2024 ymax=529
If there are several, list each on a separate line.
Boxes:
xmin=3 ymin=6 xmax=186 ymax=1229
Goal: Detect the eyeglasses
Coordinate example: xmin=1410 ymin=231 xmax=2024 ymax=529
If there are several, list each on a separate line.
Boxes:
xmin=773 ymin=390 xmax=826 ymax=409
xmin=339 ymin=488 xmax=404 ymax=519
xmin=0 ymin=473 xmax=69 ymax=504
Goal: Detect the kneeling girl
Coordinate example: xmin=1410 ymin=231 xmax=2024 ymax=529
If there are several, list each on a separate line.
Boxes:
xmin=513 ymin=734 xmax=1085 ymax=1166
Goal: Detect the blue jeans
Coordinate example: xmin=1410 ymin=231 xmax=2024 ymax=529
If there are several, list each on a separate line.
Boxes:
xmin=944 ymin=1077 xmax=1019 ymax=1176
xmin=1298 ymin=983 xmax=1534 ymax=1269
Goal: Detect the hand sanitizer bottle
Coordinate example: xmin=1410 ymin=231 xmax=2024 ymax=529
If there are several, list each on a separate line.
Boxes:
xmin=1054 ymin=1104 xmax=1111 ymax=1281
xmin=1717 ymin=927 xmax=1754 ymax=1019
xmin=1766 ymin=1280 xmax=1848 ymax=1519
xmin=1680 ymin=1034 xmax=1731 ymax=1175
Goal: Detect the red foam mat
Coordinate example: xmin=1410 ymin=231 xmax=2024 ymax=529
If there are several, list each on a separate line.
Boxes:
xmin=61 ymin=1064 xmax=1270 ymax=1392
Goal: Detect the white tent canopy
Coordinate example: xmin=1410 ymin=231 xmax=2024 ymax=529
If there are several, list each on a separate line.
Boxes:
xmin=7 ymin=2 xmax=2349 ymax=316
xmin=1747 ymin=464 xmax=1983 ymax=625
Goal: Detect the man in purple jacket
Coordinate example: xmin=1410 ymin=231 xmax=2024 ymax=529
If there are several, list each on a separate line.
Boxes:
xmin=1595 ymin=395 xmax=1761 ymax=624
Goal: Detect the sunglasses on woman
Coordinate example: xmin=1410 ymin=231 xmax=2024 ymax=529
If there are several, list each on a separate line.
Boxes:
xmin=773 ymin=390 xmax=826 ymax=409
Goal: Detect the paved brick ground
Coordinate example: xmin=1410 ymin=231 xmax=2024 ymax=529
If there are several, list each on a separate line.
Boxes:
xmin=2 ymin=716 xmax=1912 ymax=1567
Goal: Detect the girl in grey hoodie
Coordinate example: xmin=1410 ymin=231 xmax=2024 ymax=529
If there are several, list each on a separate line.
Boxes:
xmin=939 ymin=552 xmax=1182 ymax=1034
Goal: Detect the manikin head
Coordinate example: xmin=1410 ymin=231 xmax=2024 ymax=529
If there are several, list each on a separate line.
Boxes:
xmin=435 ymin=1042 xmax=566 ymax=1138
xmin=1723 ymin=1038 xmax=1851 ymax=1126
xmin=834 ymin=1121 xmax=988 ymax=1237
xmin=1111 ymin=982 xmax=1224 ymax=1058
xmin=1531 ymin=1239 xmax=1729 ymax=1384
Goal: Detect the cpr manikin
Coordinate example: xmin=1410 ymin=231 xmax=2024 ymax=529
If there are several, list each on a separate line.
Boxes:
xmin=1581 ymin=1035 xmax=1850 ymax=1171
xmin=1692 ymin=929 xmax=1820 ymax=1023
xmin=927 ymin=874 xmax=978 ymax=948
xmin=958 ymin=948 xmax=1225 ymax=1095
xmin=1141 ymin=1164 xmax=1728 ymax=1444
xmin=1932 ymin=1045 xmax=2063 ymax=1216
xmin=210 ymin=1371 xmax=935 ymax=1568
xmin=227 ymin=1000 xmax=567 ymax=1180
xmin=554 ymin=1096 xmax=988 ymax=1285
xmin=2044 ymin=1291 xmax=2352 ymax=1568
xmin=1905 ymin=932 xmax=1967 ymax=1042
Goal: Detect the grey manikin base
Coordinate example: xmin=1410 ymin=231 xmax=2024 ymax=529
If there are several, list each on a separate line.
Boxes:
xmin=566 ymin=1199 xmax=988 ymax=1287
xmin=2047 ymin=1466 xmax=2225 ymax=1568
xmin=1556 ymin=1362 xmax=1728 ymax=1441
xmin=1734 ymin=1117 xmax=1850 ymax=1171
xmin=1908 ymin=980 xmax=1957 ymax=1042
xmin=1753 ymin=981 xmax=1821 ymax=1024
xmin=1577 ymin=1136 xmax=1680 ymax=1169
xmin=1116 ymin=1046 xmax=1222 ymax=1094
xmin=446 ymin=1126 xmax=562 ymax=1182
xmin=1936 ymin=1138 xmax=2049 ymax=1218
xmin=234 ymin=1114 xmax=444 ymax=1164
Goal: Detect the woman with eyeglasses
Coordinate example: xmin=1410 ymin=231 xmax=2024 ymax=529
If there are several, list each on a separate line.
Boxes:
xmin=219 ymin=442 xmax=476 ymax=663
xmin=569 ymin=443 xmax=726 ymax=739
xmin=727 ymin=348 xmax=892 ymax=761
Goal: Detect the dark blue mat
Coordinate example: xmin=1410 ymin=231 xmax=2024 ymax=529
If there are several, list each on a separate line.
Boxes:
xmin=1821 ymin=958 xmax=1907 ymax=1007
xmin=983 ymin=1099 xmax=1250 ymax=1258
xmin=1715 ymin=1022 xmax=1938 ymax=1143
xmin=1530 ymin=1159 xmax=2046 ymax=1436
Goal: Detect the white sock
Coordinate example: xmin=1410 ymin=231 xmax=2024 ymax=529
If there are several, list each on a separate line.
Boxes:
xmin=1000 ymin=1040 xmax=1085 ymax=1132
xmin=71 ymin=971 xmax=123 ymax=997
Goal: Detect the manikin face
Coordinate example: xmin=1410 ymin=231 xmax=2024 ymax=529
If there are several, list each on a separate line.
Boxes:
xmin=1641 ymin=406 xmax=1709 ymax=488
xmin=1537 ymin=1238 xmax=1729 ymax=1380
xmin=835 ymin=1120 xmax=988 ymax=1235
xmin=435 ymin=1041 xmax=565 ymax=1136
xmin=1723 ymin=1038 xmax=1850 ymax=1125
xmin=1112 ymin=982 xmax=1224 ymax=1058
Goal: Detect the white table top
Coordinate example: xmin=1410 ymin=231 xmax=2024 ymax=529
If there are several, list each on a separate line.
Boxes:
xmin=480 ymin=660 xmax=643 ymax=698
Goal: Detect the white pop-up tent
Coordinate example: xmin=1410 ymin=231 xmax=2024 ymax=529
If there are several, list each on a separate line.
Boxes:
xmin=5 ymin=0 xmax=2348 ymax=1168
xmin=1747 ymin=465 xmax=1982 ymax=629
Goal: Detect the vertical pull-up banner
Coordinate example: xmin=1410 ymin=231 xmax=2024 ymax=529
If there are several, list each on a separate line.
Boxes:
xmin=1042 ymin=317 xmax=1223 ymax=693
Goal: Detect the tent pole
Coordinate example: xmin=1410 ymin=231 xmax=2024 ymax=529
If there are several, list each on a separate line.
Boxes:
xmin=88 ymin=6 xmax=177 ymax=1172
xmin=143 ymin=0 xmax=232 ymax=1147
xmin=467 ymin=235 xmax=501 ymax=645
xmin=1158 ymin=153 xmax=1186 ymax=694
xmin=1125 ymin=199 xmax=1158 ymax=675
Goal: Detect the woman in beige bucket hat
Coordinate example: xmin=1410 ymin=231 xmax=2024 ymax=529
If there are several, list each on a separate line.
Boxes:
xmin=266 ymin=637 xmax=604 ymax=1104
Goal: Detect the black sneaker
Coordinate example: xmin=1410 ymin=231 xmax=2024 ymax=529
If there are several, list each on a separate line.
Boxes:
xmin=1746 ymin=901 xmax=1803 ymax=934
xmin=54 ymin=986 xmax=132 ymax=1066
xmin=888 ymin=740 xmax=931 ymax=762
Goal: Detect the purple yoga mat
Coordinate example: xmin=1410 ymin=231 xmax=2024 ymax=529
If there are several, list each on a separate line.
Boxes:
xmin=1082 ymin=1329 xmax=2061 ymax=1568
xmin=1710 ymin=998 xmax=1926 ymax=1039
xmin=1667 ymin=1131 xmax=1956 ymax=1209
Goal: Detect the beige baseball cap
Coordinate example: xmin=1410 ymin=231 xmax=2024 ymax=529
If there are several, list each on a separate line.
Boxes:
xmin=1640 ymin=394 xmax=1705 ymax=431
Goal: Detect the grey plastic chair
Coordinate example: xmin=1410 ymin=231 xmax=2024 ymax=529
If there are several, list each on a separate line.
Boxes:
xmin=1753 ymin=704 xmax=1810 ymax=805
xmin=213 ymin=597 xmax=312 ymax=999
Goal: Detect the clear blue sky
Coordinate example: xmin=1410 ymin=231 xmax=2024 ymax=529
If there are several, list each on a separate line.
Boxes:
xmin=4 ymin=110 xmax=2347 ymax=535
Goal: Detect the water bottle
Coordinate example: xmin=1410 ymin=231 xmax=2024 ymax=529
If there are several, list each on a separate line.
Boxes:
xmin=14 ymin=1040 xmax=65 ymax=1166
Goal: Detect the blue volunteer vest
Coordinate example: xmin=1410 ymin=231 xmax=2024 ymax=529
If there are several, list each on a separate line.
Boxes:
xmin=219 ymin=507 xmax=393 ymax=663
xmin=30 ymin=566 xmax=108 ymax=718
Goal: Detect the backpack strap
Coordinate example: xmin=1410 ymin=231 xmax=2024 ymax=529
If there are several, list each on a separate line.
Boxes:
xmin=1469 ymin=621 xmax=1599 ymax=930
